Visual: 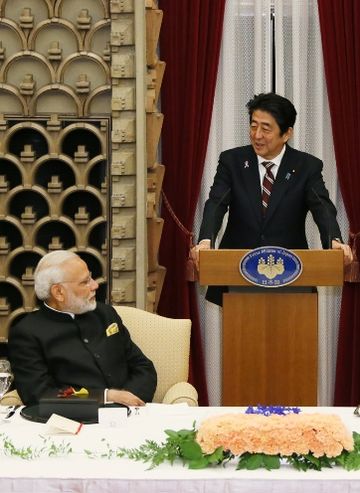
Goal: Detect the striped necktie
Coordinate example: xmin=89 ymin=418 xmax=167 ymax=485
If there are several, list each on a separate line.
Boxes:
xmin=261 ymin=161 xmax=275 ymax=214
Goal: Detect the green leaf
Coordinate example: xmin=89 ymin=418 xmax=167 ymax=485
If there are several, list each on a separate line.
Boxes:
xmin=353 ymin=432 xmax=360 ymax=452
xmin=164 ymin=428 xmax=196 ymax=442
xmin=188 ymin=457 xmax=210 ymax=469
xmin=177 ymin=428 xmax=196 ymax=438
xmin=304 ymin=453 xmax=321 ymax=469
xmin=318 ymin=456 xmax=333 ymax=469
xmin=179 ymin=440 xmax=204 ymax=460
xmin=206 ymin=446 xmax=225 ymax=464
xmin=285 ymin=454 xmax=309 ymax=471
xmin=237 ymin=453 xmax=264 ymax=470
xmin=335 ymin=451 xmax=347 ymax=468
xmin=247 ymin=454 xmax=266 ymax=470
xmin=337 ymin=449 xmax=360 ymax=471
xmin=236 ymin=453 xmax=280 ymax=471
xmin=263 ymin=454 xmax=281 ymax=470
xmin=164 ymin=429 xmax=178 ymax=439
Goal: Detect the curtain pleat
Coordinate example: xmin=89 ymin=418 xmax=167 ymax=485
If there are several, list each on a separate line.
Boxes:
xmin=318 ymin=0 xmax=360 ymax=405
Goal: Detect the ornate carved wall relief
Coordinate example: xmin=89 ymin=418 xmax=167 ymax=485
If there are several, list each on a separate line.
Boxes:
xmin=0 ymin=116 xmax=110 ymax=341
xmin=110 ymin=0 xmax=165 ymax=312
xmin=0 ymin=0 xmax=111 ymax=116
xmin=0 ymin=0 xmax=111 ymax=342
xmin=0 ymin=0 xmax=165 ymax=346
xmin=145 ymin=2 xmax=165 ymax=312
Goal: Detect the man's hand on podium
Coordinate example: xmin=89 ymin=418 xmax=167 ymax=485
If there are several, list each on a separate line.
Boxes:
xmin=332 ymin=239 xmax=353 ymax=265
xmin=190 ymin=239 xmax=211 ymax=270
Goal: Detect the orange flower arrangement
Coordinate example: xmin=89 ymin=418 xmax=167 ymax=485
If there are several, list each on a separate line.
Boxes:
xmin=196 ymin=413 xmax=354 ymax=458
xmin=84 ymin=410 xmax=360 ymax=471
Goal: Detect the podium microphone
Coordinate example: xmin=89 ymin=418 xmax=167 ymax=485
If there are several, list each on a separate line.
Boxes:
xmin=311 ymin=187 xmax=331 ymax=249
xmin=210 ymin=187 xmax=231 ymax=249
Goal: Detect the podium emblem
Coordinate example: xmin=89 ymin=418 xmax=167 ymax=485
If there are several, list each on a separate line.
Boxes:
xmin=240 ymin=247 xmax=302 ymax=287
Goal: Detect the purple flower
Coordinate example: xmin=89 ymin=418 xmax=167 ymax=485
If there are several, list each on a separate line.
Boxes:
xmin=245 ymin=405 xmax=301 ymax=416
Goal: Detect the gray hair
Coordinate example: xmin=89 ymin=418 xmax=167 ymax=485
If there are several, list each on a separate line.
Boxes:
xmin=34 ymin=250 xmax=80 ymax=300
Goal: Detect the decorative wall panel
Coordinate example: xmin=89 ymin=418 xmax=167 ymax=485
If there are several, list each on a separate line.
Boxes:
xmin=110 ymin=0 xmax=165 ymax=312
xmin=0 ymin=0 xmax=165 ymax=347
xmin=109 ymin=1 xmax=136 ymax=307
xmin=0 ymin=0 xmax=111 ymax=116
xmin=144 ymin=3 xmax=165 ymax=312
xmin=0 ymin=116 xmax=110 ymax=341
xmin=0 ymin=0 xmax=111 ymax=343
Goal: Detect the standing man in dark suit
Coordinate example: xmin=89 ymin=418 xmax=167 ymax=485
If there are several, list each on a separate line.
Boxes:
xmin=8 ymin=250 xmax=157 ymax=405
xmin=192 ymin=93 xmax=352 ymax=305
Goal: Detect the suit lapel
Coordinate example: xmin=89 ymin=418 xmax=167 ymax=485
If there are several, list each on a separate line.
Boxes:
xmin=263 ymin=145 xmax=299 ymax=225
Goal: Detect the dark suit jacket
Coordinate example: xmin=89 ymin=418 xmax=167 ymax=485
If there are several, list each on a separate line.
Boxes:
xmin=8 ymin=302 xmax=157 ymax=405
xmin=198 ymin=144 xmax=342 ymax=305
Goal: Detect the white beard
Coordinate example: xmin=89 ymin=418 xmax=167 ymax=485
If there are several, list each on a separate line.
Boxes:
xmin=65 ymin=292 xmax=97 ymax=315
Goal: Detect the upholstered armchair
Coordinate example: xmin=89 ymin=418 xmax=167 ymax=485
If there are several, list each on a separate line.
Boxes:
xmin=114 ymin=306 xmax=198 ymax=406
xmin=0 ymin=389 xmax=20 ymax=406
xmin=0 ymin=306 xmax=198 ymax=407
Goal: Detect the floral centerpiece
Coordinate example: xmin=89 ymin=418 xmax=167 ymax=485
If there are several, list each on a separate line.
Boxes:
xmin=196 ymin=412 xmax=354 ymax=469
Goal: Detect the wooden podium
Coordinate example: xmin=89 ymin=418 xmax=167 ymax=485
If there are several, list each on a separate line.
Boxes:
xmin=199 ymin=249 xmax=343 ymax=406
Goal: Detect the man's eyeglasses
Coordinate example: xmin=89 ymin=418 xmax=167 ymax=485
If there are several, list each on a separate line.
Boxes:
xmin=61 ymin=273 xmax=94 ymax=287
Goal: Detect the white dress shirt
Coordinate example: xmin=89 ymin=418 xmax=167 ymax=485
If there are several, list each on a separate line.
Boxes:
xmin=257 ymin=145 xmax=286 ymax=186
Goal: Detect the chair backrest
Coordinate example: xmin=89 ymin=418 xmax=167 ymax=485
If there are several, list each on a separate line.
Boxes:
xmin=113 ymin=306 xmax=192 ymax=403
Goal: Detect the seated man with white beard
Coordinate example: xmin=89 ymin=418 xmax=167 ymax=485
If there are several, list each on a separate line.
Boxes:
xmin=8 ymin=250 xmax=157 ymax=406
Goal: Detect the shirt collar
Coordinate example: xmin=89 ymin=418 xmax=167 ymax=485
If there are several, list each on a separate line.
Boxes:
xmin=44 ymin=302 xmax=75 ymax=319
xmin=256 ymin=145 xmax=286 ymax=168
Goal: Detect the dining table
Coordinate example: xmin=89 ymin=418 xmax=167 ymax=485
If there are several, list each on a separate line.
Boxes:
xmin=1 ymin=404 xmax=360 ymax=493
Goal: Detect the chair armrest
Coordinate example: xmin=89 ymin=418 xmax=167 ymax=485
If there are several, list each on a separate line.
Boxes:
xmin=161 ymin=382 xmax=198 ymax=407
xmin=0 ymin=389 xmax=22 ymax=406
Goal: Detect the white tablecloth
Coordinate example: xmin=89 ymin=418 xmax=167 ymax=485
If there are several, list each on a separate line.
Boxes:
xmin=1 ymin=406 xmax=360 ymax=493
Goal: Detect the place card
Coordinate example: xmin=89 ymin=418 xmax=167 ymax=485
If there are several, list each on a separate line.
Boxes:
xmin=46 ymin=413 xmax=83 ymax=435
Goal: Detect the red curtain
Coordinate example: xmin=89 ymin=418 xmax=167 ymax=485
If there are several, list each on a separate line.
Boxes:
xmin=157 ymin=0 xmax=226 ymax=405
xmin=318 ymin=0 xmax=360 ymax=405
